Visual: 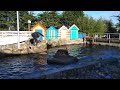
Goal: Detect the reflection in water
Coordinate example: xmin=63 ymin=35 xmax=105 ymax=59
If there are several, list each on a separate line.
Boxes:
xmin=0 ymin=44 xmax=120 ymax=79
xmin=33 ymin=53 xmax=47 ymax=65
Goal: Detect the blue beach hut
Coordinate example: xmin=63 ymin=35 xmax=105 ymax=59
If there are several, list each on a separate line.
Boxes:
xmin=69 ymin=24 xmax=79 ymax=40
xmin=46 ymin=26 xmax=58 ymax=40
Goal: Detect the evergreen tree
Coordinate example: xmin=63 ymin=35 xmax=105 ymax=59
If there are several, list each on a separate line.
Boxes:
xmin=0 ymin=11 xmax=37 ymax=31
xmin=37 ymin=11 xmax=61 ymax=28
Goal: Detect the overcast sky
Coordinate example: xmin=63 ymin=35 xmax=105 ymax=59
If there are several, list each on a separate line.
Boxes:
xmin=33 ymin=11 xmax=120 ymax=25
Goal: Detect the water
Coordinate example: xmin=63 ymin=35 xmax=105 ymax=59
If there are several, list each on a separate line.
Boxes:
xmin=0 ymin=44 xmax=120 ymax=79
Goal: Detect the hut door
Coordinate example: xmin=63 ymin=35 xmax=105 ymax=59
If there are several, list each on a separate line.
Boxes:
xmin=61 ymin=30 xmax=66 ymax=38
xmin=50 ymin=30 xmax=55 ymax=39
xmin=35 ymin=30 xmax=43 ymax=40
xmin=71 ymin=31 xmax=77 ymax=40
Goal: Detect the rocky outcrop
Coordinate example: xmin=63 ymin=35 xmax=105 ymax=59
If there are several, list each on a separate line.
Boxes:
xmin=47 ymin=38 xmax=83 ymax=48
xmin=0 ymin=38 xmax=83 ymax=58
xmin=0 ymin=39 xmax=47 ymax=58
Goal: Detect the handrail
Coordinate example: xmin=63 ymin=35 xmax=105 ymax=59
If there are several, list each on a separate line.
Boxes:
xmin=0 ymin=31 xmax=33 ymax=38
xmin=93 ymin=33 xmax=120 ymax=43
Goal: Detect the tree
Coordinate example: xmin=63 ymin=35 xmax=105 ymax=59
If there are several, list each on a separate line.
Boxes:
xmin=95 ymin=18 xmax=106 ymax=33
xmin=104 ymin=20 xmax=117 ymax=33
xmin=37 ymin=11 xmax=61 ymax=28
xmin=112 ymin=14 xmax=120 ymax=32
xmin=0 ymin=11 xmax=16 ymax=30
xmin=19 ymin=11 xmax=36 ymax=31
xmin=0 ymin=11 xmax=37 ymax=31
xmin=77 ymin=15 xmax=106 ymax=36
xmin=62 ymin=11 xmax=84 ymax=26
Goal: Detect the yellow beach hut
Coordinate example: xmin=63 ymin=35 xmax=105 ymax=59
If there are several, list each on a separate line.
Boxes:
xmin=31 ymin=23 xmax=47 ymax=40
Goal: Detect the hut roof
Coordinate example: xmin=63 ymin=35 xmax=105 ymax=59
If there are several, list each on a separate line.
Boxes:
xmin=31 ymin=23 xmax=47 ymax=31
xmin=69 ymin=24 xmax=79 ymax=30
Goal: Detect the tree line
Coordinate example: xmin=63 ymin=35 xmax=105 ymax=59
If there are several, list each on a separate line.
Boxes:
xmin=0 ymin=11 xmax=118 ymax=35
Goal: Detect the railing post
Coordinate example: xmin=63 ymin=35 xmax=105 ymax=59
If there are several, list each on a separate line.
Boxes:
xmin=2 ymin=31 xmax=3 ymax=38
xmin=107 ymin=33 xmax=108 ymax=39
xmin=99 ymin=34 xmax=101 ymax=38
xmin=17 ymin=11 xmax=20 ymax=49
xmin=94 ymin=34 xmax=95 ymax=42
xmin=95 ymin=34 xmax=97 ymax=42
xmin=108 ymin=34 xmax=110 ymax=43
xmin=119 ymin=33 xmax=120 ymax=40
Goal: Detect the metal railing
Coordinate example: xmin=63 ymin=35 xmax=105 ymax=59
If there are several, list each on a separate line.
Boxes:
xmin=0 ymin=31 xmax=33 ymax=38
xmin=94 ymin=33 xmax=120 ymax=43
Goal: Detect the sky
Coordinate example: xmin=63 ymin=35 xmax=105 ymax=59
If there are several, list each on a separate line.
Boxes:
xmin=84 ymin=11 xmax=120 ymax=25
xmin=33 ymin=11 xmax=120 ymax=25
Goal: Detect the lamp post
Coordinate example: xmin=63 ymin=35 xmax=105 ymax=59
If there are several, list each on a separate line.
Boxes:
xmin=28 ymin=20 xmax=31 ymax=31
xmin=17 ymin=11 xmax=20 ymax=49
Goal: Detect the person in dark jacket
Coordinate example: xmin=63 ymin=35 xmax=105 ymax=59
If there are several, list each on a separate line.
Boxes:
xmin=31 ymin=32 xmax=44 ymax=46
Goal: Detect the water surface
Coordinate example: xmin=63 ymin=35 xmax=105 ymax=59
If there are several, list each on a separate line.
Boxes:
xmin=0 ymin=44 xmax=120 ymax=79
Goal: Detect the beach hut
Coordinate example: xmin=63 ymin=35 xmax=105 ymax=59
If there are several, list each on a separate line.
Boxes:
xmin=58 ymin=25 xmax=70 ymax=40
xmin=31 ymin=23 xmax=47 ymax=40
xmin=69 ymin=24 xmax=79 ymax=40
xmin=46 ymin=26 xmax=58 ymax=40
